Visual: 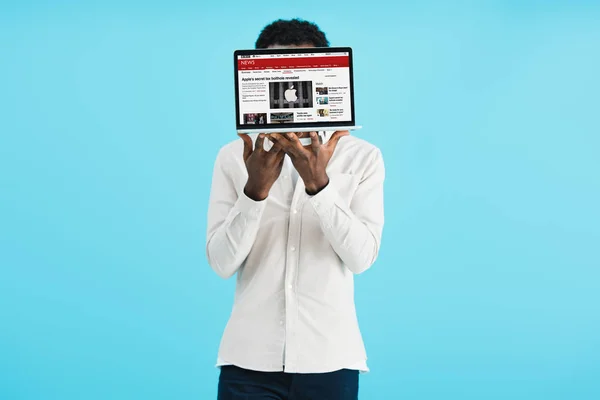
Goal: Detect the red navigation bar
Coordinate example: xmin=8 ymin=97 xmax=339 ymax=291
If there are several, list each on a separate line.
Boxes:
xmin=238 ymin=56 xmax=349 ymax=70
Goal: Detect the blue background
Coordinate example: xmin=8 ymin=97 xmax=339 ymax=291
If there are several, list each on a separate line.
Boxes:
xmin=1 ymin=1 xmax=599 ymax=399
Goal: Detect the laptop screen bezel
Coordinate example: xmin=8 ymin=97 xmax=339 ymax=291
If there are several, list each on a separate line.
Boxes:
xmin=233 ymin=46 xmax=355 ymax=131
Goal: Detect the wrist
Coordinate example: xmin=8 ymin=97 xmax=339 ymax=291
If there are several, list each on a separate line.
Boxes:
xmin=244 ymin=180 xmax=269 ymax=201
xmin=304 ymin=173 xmax=329 ymax=195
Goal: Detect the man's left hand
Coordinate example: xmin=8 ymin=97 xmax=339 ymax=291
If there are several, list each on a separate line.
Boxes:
xmin=269 ymin=131 xmax=349 ymax=195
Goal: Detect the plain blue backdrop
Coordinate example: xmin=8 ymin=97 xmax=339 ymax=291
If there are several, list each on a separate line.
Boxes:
xmin=1 ymin=1 xmax=599 ymax=399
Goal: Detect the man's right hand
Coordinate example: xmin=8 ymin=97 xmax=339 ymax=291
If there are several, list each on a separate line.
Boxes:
xmin=238 ymin=133 xmax=285 ymax=201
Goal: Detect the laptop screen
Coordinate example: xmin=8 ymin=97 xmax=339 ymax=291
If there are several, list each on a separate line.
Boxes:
xmin=235 ymin=48 xmax=354 ymax=129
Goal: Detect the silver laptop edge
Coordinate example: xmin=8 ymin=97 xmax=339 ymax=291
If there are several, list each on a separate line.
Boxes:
xmin=237 ymin=125 xmax=362 ymax=134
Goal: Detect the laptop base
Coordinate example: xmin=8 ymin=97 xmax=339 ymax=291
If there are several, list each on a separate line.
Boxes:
xmin=236 ymin=125 xmax=362 ymax=134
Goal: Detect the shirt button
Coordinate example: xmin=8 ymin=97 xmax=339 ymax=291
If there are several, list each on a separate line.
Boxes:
xmin=280 ymin=320 xmax=284 ymax=325
xmin=283 ymin=175 xmax=288 ymax=179
xmin=288 ymin=284 xmax=293 ymax=289
xmin=292 ymin=209 xmax=298 ymax=214
xmin=290 ymin=246 xmax=296 ymax=251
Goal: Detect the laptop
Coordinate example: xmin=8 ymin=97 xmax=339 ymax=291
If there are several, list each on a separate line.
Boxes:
xmin=233 ymin=47 xmax=362 ymax=141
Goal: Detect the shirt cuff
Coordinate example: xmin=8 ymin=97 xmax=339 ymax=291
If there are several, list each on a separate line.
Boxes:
xmin=234 ymin=191 xmax=268 ymax=220
xmin=307 ymin=177 xmax=341 ymax=221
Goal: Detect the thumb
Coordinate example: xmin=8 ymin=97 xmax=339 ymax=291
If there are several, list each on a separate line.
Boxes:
xmin=238 ymin=133 xmax=252 ymax=161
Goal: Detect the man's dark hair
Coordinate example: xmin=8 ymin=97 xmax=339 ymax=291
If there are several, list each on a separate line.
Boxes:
xmin=255 ymin=18 xmax=330 ymax=49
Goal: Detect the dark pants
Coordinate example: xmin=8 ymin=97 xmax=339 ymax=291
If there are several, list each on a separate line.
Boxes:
xmin=217 ymin=365 xmax=359 ymax=400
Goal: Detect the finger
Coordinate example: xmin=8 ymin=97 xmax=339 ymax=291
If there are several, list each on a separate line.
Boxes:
xmin=284 ymin=132 xmax=304 ymax=144
xmin=237 ymin=133 xmax=253 ymax=161
xmin=309 ymin=131 xmax=321 ymax=152
xmin=326 ymin=130 xmax=350 ymax=150
xmin=254 ymin=134 xmax=266 ymax=152
xmin=276 ymin=149 xmax=286 ymax=164
xmin=268 ymin=141 xmax=283 ymax=153
xmin=283 ymin=132 xmax=307 ymax=157
xmin=269 ymin=133 xmax=293 ymax=153
xmin=268 ymin=139 xmax=286 ymax=165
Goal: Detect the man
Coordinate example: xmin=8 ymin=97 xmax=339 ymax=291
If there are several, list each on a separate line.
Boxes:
xmin=206 ymin=18 xmax=385 ymax=400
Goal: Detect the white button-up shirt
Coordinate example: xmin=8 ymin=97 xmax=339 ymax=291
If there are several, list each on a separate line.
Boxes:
xmin=205 ymin=133 xmax=385 ymax=374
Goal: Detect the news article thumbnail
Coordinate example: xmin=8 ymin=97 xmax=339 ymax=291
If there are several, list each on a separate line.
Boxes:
xmin=316 ymin=87 xmax=328 ymax=95
xmin=270 ymin=112 xmax=294 ymax=123
xmin=269 ymin=81 xmax=313 ymax=109
xmin=243 ymin=113 xmax=267 ymax=124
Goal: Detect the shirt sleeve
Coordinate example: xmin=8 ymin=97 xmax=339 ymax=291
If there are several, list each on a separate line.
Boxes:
xmin=205 ymin=148 xmax=267 ymax=279
xmin=306 ymin=148 xmax=385 ymax=274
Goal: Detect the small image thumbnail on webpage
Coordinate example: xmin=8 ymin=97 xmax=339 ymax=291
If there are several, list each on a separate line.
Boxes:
xmin=270 ymin=112 xmax=294 ymax=123
xmin=316 ymin=97 xmax=328 ymax=105
xmin=270 ymin=81 xmax=313 ymax=109
xmin=243 ymin=113 xmax=267 ymax=124
xmin=316 ymin=87 xmax=328 ymax=95
xmin=317 ymin=109 xmax=329 ymax=117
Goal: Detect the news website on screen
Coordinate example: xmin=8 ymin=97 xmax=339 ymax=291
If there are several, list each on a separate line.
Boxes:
xmin=237 ymin=51 xmax=351 ymax=125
